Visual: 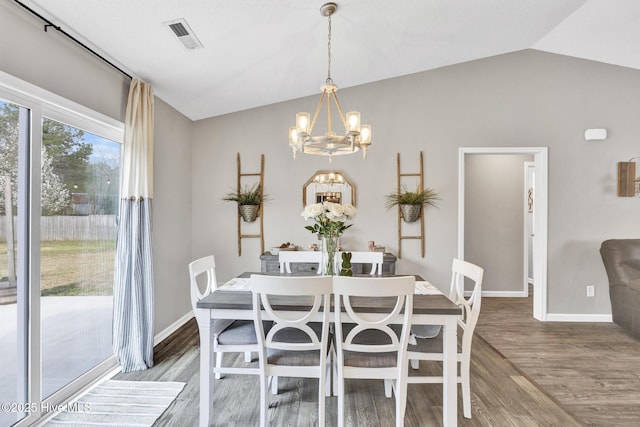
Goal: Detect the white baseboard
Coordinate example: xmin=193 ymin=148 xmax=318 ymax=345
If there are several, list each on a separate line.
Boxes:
xmin=476 ymin=291 xmax=528 ymax=297
xmin=154 ymin=310 xmax=194 ymax=346
xmin=545 ymin=313 xmax=613 ymax=322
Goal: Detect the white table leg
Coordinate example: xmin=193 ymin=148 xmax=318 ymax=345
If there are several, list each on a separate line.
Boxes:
xmin=198 ymin=311 xmax=215 ymax=427
xmin=442 ymin=317 xmax=458 ymax=427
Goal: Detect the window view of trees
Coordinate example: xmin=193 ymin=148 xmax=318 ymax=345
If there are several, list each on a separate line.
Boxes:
xmin=0 ymin=102 xmax=119 ymax=217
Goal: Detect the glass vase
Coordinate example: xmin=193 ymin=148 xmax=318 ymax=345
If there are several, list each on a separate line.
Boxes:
xmin=321 ymin=233 xmax=339 ymax=276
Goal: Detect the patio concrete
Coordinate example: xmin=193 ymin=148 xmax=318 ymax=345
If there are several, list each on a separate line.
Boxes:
xmin=0 ymin=296 xmax=112 ymax=427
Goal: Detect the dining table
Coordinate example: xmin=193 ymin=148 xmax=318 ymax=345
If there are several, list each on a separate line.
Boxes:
xmin=195 ymin=272 xmax=462 ymax=427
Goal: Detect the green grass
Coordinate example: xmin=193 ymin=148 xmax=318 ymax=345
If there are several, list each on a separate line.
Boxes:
xmin=1 ymin=240 xmax=115 ymax=296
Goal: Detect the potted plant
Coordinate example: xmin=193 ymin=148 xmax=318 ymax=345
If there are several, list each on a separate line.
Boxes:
xmin=385 ymin=185 xmax=439 ymax=223
xmin=223 ymin=183 xmax=269 ymax=222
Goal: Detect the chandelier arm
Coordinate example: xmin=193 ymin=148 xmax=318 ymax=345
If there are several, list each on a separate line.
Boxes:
xmin=309 ymin=90 xmax=327 ymax=134
xmin=327 ymin=93 xmax=333 ymax=134
xmin=331 ymin=92 xmax=349 ymax=131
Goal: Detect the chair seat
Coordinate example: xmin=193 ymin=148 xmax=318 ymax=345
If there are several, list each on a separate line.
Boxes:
xmin=406 ymin=328 xmax=462 ymax=354
xmin=411 ymin=325 xmax=441 ymax=338
xmin=267 ymin=323 xmax=326 ymax=366
xmin=341 ymin=324 xmax=400 ymax=368
xmin=217 ymin=320 xmax=258 ymax=345
xmin=212 ymin=319 xmax=235 ymax=335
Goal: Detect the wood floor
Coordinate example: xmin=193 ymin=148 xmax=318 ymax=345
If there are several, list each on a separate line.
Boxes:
xmin=116 ymin=319 xmax=578 ymax=426
xmin=476 ymin=295 xmax=640 ymax=427
xmin=114 ymin=291 xmax=640 ymax=426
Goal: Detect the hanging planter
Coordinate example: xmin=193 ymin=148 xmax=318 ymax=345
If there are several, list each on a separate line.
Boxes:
xmin=223 ymin=183 xmax=270 ymax=223
xmin=399 ymin=204 xmax=422 ymax=223
xmin=385 ymin=185 xmax=439 ymax=223
xmin=238 ymin=204 xmax=259 ymax=223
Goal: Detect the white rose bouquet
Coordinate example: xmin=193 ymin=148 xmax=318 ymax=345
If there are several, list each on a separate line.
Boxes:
xmin=301 ymin=201 xmax=357 ymax=237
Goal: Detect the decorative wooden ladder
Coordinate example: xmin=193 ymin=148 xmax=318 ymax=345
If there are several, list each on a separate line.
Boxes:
xmin=236 ymin=153 xmax=265 ymax=256
xmin=396 ymin=151 xmax=425 ymax=258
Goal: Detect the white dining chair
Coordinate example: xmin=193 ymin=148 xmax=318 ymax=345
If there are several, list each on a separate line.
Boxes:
xmin=332 ymin=276 xmax=415 ymax=427
xmin=189 ymin=255 xmax=258 ymax=379
xmin=278 ymin=250 xmax=323 ymax=274
xmin=404 ymin=258 xmax=484 ymax=419
xmin=250 ymin=274 xmax=333 ymax=427
xmin=335 ymin=251 xmax=384 ymax=275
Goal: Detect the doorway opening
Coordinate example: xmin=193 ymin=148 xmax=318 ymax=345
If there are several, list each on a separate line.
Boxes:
xmin=458 ymin=147 xmax=548 ymax=321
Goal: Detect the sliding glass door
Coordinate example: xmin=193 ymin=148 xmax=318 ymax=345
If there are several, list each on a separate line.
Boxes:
xmin=0 ymin=77 xmax=123 ymax=426
xmin=40 ymin=117 xmax=120 ymax=399
xmin=0 ymin=99 xmax=29 ymax=427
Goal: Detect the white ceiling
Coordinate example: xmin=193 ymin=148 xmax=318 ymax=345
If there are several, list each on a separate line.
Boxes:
xmin=20 ymin=0 xmax=640 ymax=121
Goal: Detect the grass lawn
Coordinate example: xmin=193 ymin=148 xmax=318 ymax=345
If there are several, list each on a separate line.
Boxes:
xmin=1 ymin=240 xmax=115 ymax=296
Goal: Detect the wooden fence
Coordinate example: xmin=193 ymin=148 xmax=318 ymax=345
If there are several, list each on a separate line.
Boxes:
xmin=0 ymin=215 xmax=117 ymax=241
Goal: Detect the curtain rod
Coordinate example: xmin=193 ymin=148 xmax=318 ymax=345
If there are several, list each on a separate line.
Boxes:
xmin=13 ymin=0 xmax=133 ymax=80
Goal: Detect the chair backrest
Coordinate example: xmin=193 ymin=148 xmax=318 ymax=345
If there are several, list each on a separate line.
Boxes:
xmin=278 ymin=251 xmax=323 ymax=274
xmin=448 ymin=259 xmax=484 ymax=352
xmin=333 ymin=276 xmax=415 ymax=358
xmin=188 ymin=255 xmax=218 ymax=313
xmin=600 ymin=239 xmax=640 ymax=287
xmin=336 ymin=251 xmax=384 ymax=275
xmin=250 ymin=274 xmax=333 ymax=355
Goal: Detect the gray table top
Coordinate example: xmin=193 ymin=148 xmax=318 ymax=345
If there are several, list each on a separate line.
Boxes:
xmin=196 ymin=273 xmax=461 ymax=316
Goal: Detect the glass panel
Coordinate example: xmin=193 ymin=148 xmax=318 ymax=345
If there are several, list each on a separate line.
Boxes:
xmin=40 ymin=117 xmax=120 ymax=399
xmin=0 ymin=100 xmax=28 ymax=426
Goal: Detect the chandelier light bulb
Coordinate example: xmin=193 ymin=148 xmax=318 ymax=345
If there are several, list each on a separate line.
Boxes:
xmin=296 ymin=112 xmax=310 ymax=135
xmin=359 ymin=125 xmax=371 ymax=145
xmin=289 ymin=127 xmax=299 ymax=145
xmin=346 ymin=111 xmax=361 ymax=133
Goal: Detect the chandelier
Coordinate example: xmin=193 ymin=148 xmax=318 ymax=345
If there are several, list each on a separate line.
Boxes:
xmin=288 ymin=2 xmax=372 ymax=162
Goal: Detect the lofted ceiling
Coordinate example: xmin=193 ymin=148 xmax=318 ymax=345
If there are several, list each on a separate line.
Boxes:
xmin=18 ymin=0 xmax=640 ymax=121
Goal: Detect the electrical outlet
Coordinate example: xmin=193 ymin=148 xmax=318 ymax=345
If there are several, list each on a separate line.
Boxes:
xmin=586 ymin=285 xmax=595 ymax=297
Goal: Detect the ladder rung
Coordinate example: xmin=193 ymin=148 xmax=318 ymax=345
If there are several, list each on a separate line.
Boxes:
xmin=399 ymin=236 xmax=422 ymax=240
xmin=240 ymin=234 xmax=261 ymax=238
xmin=240 ymin=173 xmax=262 ymax=176
xmin=399 ymin=173 xmax=421 ymax=177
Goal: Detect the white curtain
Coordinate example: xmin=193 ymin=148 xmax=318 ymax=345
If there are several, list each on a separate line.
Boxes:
xmin=113 ymin=79 xmax=155 ymax=372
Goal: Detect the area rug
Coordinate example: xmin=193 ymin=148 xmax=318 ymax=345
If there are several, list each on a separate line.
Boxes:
xmin=45 ymin=380 xmax=185 ymax=426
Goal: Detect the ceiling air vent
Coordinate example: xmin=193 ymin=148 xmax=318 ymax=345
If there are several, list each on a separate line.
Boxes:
xmin=163 ymin=18 xmax=203 ymax=50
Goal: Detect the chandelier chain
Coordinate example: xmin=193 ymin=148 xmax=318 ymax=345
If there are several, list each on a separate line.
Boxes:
xmin=327 ymin=14 xmax=333 ymax=84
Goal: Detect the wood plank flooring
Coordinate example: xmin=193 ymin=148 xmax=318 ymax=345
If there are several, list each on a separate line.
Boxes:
xmin=476 ymin=294 xmax=640 ymax=427
xmin=115 ymin=309 xmax=584 ymax=426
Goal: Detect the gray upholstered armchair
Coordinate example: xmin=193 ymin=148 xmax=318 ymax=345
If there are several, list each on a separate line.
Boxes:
xmin=600 ymin=239 xmax=640 ymax=339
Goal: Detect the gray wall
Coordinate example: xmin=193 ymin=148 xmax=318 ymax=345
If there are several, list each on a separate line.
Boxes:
xmin=465 ymin=154 xmax=533 ymax=293
xmin=193 ymin=49 xmax=640 ymax=316
xmin=7 ymin=0 xmax=640 ymax=320
xmin=1 ymin=1 xmax=193 ymax=333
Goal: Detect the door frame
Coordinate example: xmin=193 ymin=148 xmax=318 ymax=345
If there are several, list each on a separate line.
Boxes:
xmin=458 ymin=147 xmax=548 ymax=321
xmin=524 ymin=161 xmax=535 ymax=297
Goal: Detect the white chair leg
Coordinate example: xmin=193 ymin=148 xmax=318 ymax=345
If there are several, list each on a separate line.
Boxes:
xmin=245 ymin=351 xmax=252 ymax=363
xmin=260 ymin=373 xmax=269 ymax=427
xmin=215 ymin=352 xmax=223 ymax=380
xmin=325 ymin=356 xmax=332 ymax=397
xmin=318 ymin=373 xmax=326 ymax=426
xmin=461 ymin=357 xmax=472 ymax=418
xmin=384 ymin=379 xmax=393 ymax=398
xmin=332 ymin=361 xmax=338 ymax=396
xmin=410 ymin=358 xmax=419 ymax=370
xmin=395 ymin=386 xmax=406 ymax=427
xmin=337 ymin=377 xmax=345 ymax=427
xmin=271 ymin=376 xmax=279 ymax=395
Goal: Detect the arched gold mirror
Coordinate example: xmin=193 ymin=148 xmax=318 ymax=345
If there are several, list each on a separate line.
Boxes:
xmin=303 ymin=171 xmax=355 ymax=207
